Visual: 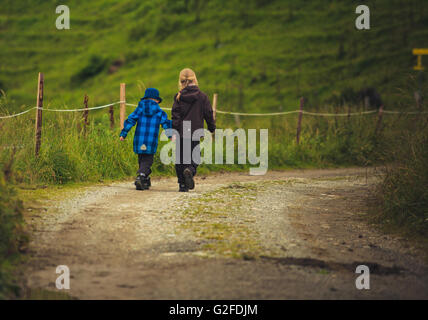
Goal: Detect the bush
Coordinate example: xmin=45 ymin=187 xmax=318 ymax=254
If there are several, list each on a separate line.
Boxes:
xmin=36 ymin=148 xmax=78 ymax=184
xmin=377 ymin=117 xmax=428 ymax=235
xmin=0 ymin=173 xmax=28 ymax=299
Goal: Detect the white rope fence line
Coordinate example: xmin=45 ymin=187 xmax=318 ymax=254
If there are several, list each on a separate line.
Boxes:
xmin=217 ymin=110 xmax=301 ymax=116
xmin=382 ymin=110 xmax=428 ymax=114
xmin=1 ymin=101 xmax=428 ymax=119
xmin=0 ymin=101 xmax=121 ymax=119
xmin=0 ymin=107 xmax=37 ymax=119
xmin=40 ymin=101 xmax=120 ymax=112
xmin=126 ymin=103 xmax=300 ymax=115
xmin=127 ymin=103 xmax=428 ymax=116
xmin=302 ymin=110 xmax=378 ymax=116
xmin=213 ymin=109 xmax=428 ymax=116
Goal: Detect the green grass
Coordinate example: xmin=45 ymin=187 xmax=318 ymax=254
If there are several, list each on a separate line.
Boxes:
xmin=1 ymin=88 xmax=388 ymax=185
xmin=0 ymin=0 xmax=426 ymax=112
xmin=374 ymin=114 xmax=428 ymax=236
xmin=0 ymin=172 xmax=28 ymax=299
xmin=179 ymin=182 xmax=262 ymax=259
xmin=21 ymin=288 xmax=76 ymax=300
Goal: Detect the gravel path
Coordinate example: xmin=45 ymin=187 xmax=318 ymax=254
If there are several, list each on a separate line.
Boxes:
xmin=24 ymin=168 xmax=428 ymax=299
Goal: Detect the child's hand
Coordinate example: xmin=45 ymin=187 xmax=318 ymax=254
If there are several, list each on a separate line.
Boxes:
xmin=120 ymin=136 xmax=125 ymax=141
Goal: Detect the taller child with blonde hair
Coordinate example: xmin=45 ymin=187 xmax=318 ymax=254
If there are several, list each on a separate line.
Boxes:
xmin=172 ymin=68 xmax=216 ymax=192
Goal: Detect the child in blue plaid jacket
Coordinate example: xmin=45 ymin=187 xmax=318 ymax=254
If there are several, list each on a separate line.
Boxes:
xmin=120 ymin=88 xmax=172 ymax=190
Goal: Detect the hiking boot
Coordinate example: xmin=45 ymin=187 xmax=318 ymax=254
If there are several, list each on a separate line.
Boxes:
xmin=179 ymin=183 xmax=189 ymax=192
xmin=183 ymin=168 xmax=195 ymax=190
xmin=135 ymin=174 xmax=150 ymax=190
xmin=142 ymin=177 xmax=151 ymax=190
xmin=135 ymin=175 xmax=143 ymax=190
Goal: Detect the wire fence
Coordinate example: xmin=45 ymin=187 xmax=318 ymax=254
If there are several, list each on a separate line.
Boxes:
xmin=2 ymin=101 xmax=427 ymax=119
xmin=3 ymin=73 xmax=427 ymax=158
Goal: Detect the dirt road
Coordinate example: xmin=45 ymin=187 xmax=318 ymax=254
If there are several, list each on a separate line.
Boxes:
xmin=24 ymin=168 xmax=428 ymax=299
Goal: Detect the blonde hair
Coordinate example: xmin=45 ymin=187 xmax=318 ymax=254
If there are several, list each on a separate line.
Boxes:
xmin=176 ymin=68 xmax=198 ymax=101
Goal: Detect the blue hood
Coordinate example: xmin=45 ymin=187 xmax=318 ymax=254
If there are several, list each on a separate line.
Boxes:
xmin=139 ymin=99 xmax=160 ymax=116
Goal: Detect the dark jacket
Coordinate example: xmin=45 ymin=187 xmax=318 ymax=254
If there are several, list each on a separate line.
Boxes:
xmin=171 ymin=85 xmax=216 ymax=137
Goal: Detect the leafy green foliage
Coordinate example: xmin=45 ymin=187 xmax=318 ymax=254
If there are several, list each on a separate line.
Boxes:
xmin=0 ymin=173 xmax=28 ymax=299
xmin=377 ymin=116 xmax=428 ymax=235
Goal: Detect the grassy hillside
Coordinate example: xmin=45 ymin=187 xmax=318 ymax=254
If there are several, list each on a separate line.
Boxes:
xmin=0 ymin=0 xmax=427 ymax=112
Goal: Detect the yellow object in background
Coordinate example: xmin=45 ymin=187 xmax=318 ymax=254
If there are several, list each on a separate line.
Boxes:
xmin=413 ymin=48 xmax=428 ymax=70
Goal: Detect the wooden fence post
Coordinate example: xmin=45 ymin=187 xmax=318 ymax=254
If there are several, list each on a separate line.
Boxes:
xmin=212 ymin=93 xmax=218 ymax=121
xmin=120 ymin=83 xmax=126 ymax=130
xmin=296 ymin=97 xmax=304 ymax=144
xmin=34 ymin=72 xmax=44 ymax=156
xmin=109 ymin=104 xmax=114 ymax=129
xmin=375 ymin=105 xmax=384 ymax=133
xmin=83 ymin=94 xmax=89 ymax=135
xmin=235 ymin=83 xmax=243 ymax=127
xmin=234 ymin=114 xmax=241 ymax=127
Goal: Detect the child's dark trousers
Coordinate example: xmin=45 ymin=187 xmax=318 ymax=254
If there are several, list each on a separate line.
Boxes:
xmin=175 ymin=139 xmax=200 ymax=184
xmin=138 ymin=154 xmax=154 ymax=176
